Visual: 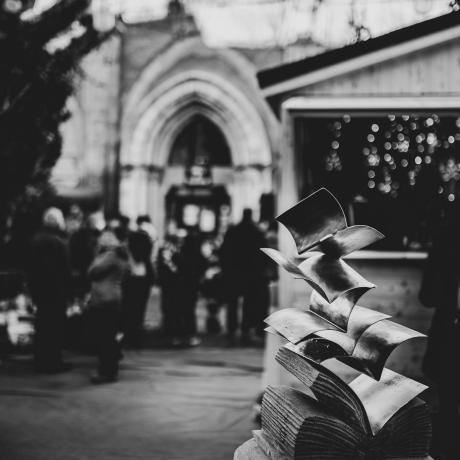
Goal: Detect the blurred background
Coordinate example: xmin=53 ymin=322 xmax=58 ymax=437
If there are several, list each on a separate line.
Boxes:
xmin=1 ymin=1 xmax=460 ymax=459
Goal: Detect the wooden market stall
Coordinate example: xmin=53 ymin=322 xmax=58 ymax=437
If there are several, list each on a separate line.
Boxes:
xmin=257 ymin=10 xmax=460 ymax=384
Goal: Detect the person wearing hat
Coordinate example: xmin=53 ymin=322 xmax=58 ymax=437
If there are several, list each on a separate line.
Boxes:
xmin=87 ymin=230 xmax=130 ymax=384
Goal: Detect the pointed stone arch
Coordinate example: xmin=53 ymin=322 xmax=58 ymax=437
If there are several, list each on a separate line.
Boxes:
xmin=122 ymin=70 xmax=272 ymax=168
xmin=119 ymin=39 xmax=277 ymax=231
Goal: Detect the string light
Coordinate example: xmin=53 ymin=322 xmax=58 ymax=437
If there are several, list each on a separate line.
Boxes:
xmin=323 ymin=112 xmax=460 ymax=202
xmin=324 ymin=121 xmax=343 ymax=171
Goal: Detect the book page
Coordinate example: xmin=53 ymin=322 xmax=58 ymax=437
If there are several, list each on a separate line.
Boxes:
xmin=346 ymin=306 xmax=390 ymax=343
xmin=260 ymin=248 xmax=328 ymax=300
xmin=264 ymin=325 xmax=286 ymax=339
xmin=349 ymin=368 xmax=428 ymax=435
xmin=298 ymin=254 xmax=375 ymax=303
xmin=265 ymin=308 xmax=340 ymax=345
xmin=317 ymin=225 xmax=384 ymax=258
xmin=309 ymin=290 xmax=387 ymax=331
xmin=315 ymin=305 xmax=390 ymax=356
xmin=309 ymin=289 xmax=356 ymax=330
xmin=282 ymin=344 xmax=370 ymax=433
xmin=349 ymin=320 xmax=426 ymax=380
xmin=276 ymin=188 xmax=347 ymax=254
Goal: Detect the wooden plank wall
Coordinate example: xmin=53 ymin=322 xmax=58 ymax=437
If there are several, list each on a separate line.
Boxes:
xmin=299 ymin=39 xmax=460 ymax=97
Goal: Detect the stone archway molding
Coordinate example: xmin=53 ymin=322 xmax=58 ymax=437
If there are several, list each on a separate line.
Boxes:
xmin=119 ymin=38 xmax=275 ymax=225
xmin=121 ymin=69 xmax=272 ymax=169
xmin=148 ymin=104 xmax=235 ymax=167
xmin=122 ymin=36 xmax=269 ymax=148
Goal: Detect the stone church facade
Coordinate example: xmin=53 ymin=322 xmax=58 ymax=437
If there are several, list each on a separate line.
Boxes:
xmin=55 ymin=6 xmax=319 ymax=233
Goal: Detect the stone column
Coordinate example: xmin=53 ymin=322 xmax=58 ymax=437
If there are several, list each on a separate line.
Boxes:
xmin=262 ymin=106 xmax=300 ymax=388
xmin=119 ymin=166 xmax=149 ymax=221
xmin=230 ymin=166 xmax=272 ymax=221
xmin=147 ymin=168 xmax=165 ymax=237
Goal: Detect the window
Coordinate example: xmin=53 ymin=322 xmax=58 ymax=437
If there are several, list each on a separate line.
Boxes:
xmin=169 ymin=115 xmax=231 ymax=167
xmin=294 ymin=112 xmax=460 ymax=250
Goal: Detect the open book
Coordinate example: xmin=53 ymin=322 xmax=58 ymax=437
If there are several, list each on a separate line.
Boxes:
xmin=276 ymin=344 xmax=428 ymax=435
xmin=260 ymin=382 xmax=431 ymax=459
xmin=251 ymin=188 xmax=431 ymax=459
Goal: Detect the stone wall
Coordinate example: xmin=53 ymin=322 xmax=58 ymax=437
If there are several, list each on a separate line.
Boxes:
xmin=54 ymin=35 xmax=121 ymax=210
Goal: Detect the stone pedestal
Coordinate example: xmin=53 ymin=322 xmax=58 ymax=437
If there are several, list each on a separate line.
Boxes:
xmin=234 ymin=438 xmax=268 ymax=460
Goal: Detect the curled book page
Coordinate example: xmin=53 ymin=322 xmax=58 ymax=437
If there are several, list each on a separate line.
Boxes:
xmin=263 ymin=288 xmax=422 ymax=380
xmin=281 ymin=344 xmax=429 ymax=438
xmin=349 ymin=368 xmax=428 ymax=435
xmin=261 ymin=248 xmax=375 ymax=304
xmin=286 ymin=306 xmax=392 ymax=360
xmin=346 ymin=306 xmax=391 ymax=343
xmin=311 ymin=300 xmax=390 ymax=346
xmin=260 ymin=248 xmax=328 ymax=299
xmin=298 ymin=254 xmax=375 ymax=303
xmin=264 ymin=325 xmax=286 ymax=339
xmin=341 ymin=319 xmax=426 ymax=380
xmin=316 ymin=225 xmax=385 ymax=258
xmin=295 ymin=317 xmax=425 ymax=381
xmin=265 ymin=308 xmax=340 ymax=344
xmin=297 ymin=304 xmax=391 ymax=359
xmin=279 ymin=344 xmax=370 ymax=432
xmin=276 ymin=188 xmax=347 ymax=254
xmin=296 ymin=335 xmax=352 ymax=359
xmin=309 ymin=289 xmax=383 ymax=330
xmin=276 ymin=188 xmax=384 ymax=256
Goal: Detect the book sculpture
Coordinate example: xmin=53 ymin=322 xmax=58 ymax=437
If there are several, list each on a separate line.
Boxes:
xmin=237 ymin=188 xmax=431 ymax=460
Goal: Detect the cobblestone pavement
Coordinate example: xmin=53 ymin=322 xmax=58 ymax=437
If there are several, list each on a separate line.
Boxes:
xmin=0 ymin=343 xmax=263 ymax=460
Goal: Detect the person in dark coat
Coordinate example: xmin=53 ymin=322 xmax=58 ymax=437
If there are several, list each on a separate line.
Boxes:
xmin=69 ymin=210 xmax=105 ymax=303
xmin=157 ymin=229 xmax=182 ymax=343
xmin=419 ymin=198 xmax=460 ymax=460
xmin=87 ymin=230 xmax=129 ymax=384
xmin=122 ymin=216 xmax=155 ymax=348
xmin=27 ymin=207 xmax=72 ymax=373
xmin=176 ymin=230 xmax=206 ymax=346
xmin=220 ymin=208 xmax=269 ymax=345
xmin=200 ymin=237 xmax=224 ymax=335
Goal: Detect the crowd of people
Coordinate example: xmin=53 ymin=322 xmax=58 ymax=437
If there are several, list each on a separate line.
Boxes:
xmin=158 ymin=209 xmax=273 ymax=348
xmin=22 ymin=205 xmax=273 ymax=384
xmin=26 ymin=206 xmax=157 ymax=383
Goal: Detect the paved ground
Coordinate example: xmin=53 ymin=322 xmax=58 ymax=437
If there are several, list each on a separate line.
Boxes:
xmin=0 ymin=342 xmax=263 ymax=460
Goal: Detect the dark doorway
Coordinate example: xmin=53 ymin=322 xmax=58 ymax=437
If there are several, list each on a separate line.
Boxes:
xmin=169 ymin=115 xmax=232 ymax=167
xmin=165 ymin=115 xmax=232 ymax=237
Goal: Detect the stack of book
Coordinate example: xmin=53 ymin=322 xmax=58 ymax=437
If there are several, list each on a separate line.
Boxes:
xmin=236 ymin=188 xmax=432 ymax=460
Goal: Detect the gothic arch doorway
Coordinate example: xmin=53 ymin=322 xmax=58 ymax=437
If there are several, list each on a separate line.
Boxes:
xmin=164 ymin=115 xmax=232 ymax=237
xmin=120 ymin=65 xmax=275 ymax=235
